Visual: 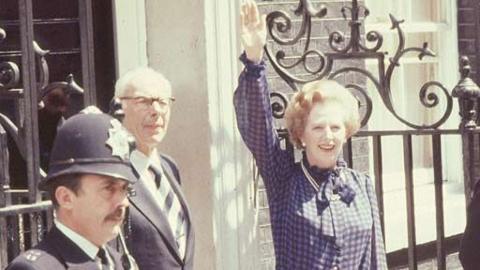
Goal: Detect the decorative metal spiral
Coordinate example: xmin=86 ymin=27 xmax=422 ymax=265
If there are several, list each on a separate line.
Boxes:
xmin=270 ymin=92 xmax=289 ymax=119
xmin=329 ymin=67 xmax=377 ymax=127
xmin=275 ymin=49 xmax=327 ymax=75
xmin=359 ymin=30 xmax=383 ymax=52
xmin=0 ymin=27 xmax=5 ymax=42
xmin=0 ymin=61 xmax=20 ymax=90
xmin=33 ymin=41 xmax=50 ymax=91
xmin=264 ymin=0 xmax=453 ymax=129
xmin=329 ymin=31 xmax=349 ymax=53
xmin=266 ymin=10 xmax=305 ymax=46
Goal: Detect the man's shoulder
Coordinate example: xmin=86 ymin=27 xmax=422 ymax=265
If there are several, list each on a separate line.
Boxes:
xmin=6 ymin=248 xmax=64 ymax=270
xmin=159 ymin=153 xmax=181 ymax=182
xmin=159 ymin=153 xmax=177 ymax=168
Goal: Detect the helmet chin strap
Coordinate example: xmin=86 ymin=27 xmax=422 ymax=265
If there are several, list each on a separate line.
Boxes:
xmin=119 ymin=230 xmax=138 ymax=270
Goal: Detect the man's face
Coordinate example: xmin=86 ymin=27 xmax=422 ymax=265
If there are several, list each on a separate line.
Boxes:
xmin=121 ymin=84 xmax=173 ymax=154
xmin=69 ymin=174 xmax=130 ymax=246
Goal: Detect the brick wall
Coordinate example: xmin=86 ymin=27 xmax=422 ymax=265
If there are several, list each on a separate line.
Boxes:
xmin=255 ymin=1 xmax=368 ymax=268
xmin=457 ymin=0 xmax=480 ymax=82
xmin=457 ymin=0 xmax=480 ymax=194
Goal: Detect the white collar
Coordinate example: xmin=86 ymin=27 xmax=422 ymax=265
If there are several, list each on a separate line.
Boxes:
xmin=54 ymin=219 xmax=99 ymax=260
xmin=130 ymin=149 xmax=163 ymax=174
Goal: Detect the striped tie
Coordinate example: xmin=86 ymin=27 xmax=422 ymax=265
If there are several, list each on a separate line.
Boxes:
xmin=150 ymin=165 xmax=187 ymax=257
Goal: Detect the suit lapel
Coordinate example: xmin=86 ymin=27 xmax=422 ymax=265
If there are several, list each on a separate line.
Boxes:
xmin=106 ymin=245 xmax=125 ymax=269
xmin=160 ymin=157 xmax=195 ymax=262
xmin=129 ymin=172 xmax=182 ymax=261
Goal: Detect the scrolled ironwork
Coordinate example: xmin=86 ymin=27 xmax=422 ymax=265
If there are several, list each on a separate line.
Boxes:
xmin=328 ymin=67 xmax=377 ymax=127
xmin=33 ymin=41 xmax=49 ymax=91
xmin=361 ymin=30 xmax=383 ymax=52
xmin=265 ymin=0 xmax=452 ymax=130
xmin=346 ymin=83 xmax=372 ymax=127
xmin=39 ymin=74 xmax=84 ymax=99
xmin=328 ymin=31 xmax=348 ymax=53
xmin=0 ymin=113 xmax=25 ymax=159
xmin=0 ymin=62 xmax=20 ymax=90
xmin=275 ymin=49 xmax=327 ymax=75
xmin=266 ymin=10 xmax=304 ymax=46
xmin=0 ymin=27 xmax=5 ymax=42
xmin=270 ymin=91 xmax=289 ymax=119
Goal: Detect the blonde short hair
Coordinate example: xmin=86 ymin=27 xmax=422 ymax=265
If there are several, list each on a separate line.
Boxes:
xmin=284 ymin=80 xmax=360 ymax=149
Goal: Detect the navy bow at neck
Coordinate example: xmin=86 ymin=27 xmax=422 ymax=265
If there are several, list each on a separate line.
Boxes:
xmin=301 ymin=154 xmax=356 ymax=211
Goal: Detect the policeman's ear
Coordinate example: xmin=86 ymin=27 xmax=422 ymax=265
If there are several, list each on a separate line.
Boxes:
xmin=55 ymin=186 xmax=76 ymax=209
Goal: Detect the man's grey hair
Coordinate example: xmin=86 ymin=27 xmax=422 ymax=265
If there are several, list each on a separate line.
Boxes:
xmin=114 ymin=67 xmax=172 ymax=98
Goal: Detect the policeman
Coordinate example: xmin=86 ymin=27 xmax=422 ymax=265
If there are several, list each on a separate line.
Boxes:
xmin=6 ymin=109 xmax=137 ymax=270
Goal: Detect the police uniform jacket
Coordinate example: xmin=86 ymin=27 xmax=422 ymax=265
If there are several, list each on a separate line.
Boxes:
xmin=127 ymin=154 xmax=194 ymax=270
xmin=6 ymin=226 xmax=125 ymax=270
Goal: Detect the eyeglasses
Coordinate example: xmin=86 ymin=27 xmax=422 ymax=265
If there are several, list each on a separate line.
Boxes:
xmin=119 ymin=96 xmax=175 ymax=112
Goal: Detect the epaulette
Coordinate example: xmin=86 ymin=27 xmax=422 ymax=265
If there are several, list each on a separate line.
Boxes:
xmin=23 ymin=250 xmax=44 ymax=262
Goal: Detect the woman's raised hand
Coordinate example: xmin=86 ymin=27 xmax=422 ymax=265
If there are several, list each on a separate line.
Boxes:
xmin=240 ymin=0 xmax=267 ymax=64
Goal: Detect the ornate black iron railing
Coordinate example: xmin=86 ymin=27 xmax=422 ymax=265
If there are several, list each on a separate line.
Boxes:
xmin=265 ymin=0 xmax=453 ymax=130
xmin=0 ymin=0 xmax=95 ymax=266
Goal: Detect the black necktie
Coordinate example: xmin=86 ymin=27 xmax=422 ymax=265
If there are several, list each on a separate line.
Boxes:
xmin=96 ymin=247 xmax=110 ymax=270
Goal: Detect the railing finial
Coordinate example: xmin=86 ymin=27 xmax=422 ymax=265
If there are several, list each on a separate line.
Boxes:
xmin=452 ymin=56 xmax=480 ymax=130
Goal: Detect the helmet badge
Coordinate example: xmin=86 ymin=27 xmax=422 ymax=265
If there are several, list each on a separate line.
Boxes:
xmin=106 ymin=119 xmax=132 ymax=161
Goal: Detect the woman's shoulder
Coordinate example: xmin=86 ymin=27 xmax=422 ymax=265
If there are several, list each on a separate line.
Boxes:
xmin=339 ymin=167 xmax=372 ymax=189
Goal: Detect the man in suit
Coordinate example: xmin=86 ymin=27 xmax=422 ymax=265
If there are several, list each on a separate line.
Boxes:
xmin=7 ymin=111 xmax=137 ymax=270
xmin=115 ymin=67 xmax=194 ymax=270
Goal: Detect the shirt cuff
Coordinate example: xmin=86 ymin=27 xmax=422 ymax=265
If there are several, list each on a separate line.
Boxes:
xmin=239 ymin=52 xmax=266 ymax=79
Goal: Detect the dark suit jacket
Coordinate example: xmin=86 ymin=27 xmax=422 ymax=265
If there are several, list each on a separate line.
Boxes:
xmin=6 ymin=226 xmax=125 ymax=270
xmin=459 ymin=181 xmax=480 ymax=270
xmin=127 ymin=155 xmax=195 ymax=270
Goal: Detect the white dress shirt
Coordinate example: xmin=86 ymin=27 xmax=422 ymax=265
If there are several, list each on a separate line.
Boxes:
xmin=130 ymin=149 xmax=164 ymax=205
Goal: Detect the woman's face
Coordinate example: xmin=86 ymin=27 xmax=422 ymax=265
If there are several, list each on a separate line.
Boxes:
xmin=300 ymin=101 xmax=347 ymax=169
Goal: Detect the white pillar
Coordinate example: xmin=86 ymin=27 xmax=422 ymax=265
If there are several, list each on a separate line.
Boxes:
xmin=144 ymin=0 xmax=258 ymax=269
xmin=111 ymin=0 xmax=148 ymax=77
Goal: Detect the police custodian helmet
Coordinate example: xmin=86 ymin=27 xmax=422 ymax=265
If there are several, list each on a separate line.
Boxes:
xmin=39 ymin=107 xmax=137 ymax=189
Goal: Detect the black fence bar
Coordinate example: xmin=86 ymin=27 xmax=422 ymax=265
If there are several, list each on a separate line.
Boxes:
xmin=431 ymin=134 xmax=446 ymax=270
xmin=463 ymin=133 xmax=475 ymax=207
xmin=387 ymin=234 xmax=462 ymax=267
xmin=0 ymin=124 xmax=8 ymax=208
xmin=356 ymin=128 xmax=473 ymax=137
xmin=78 ymin=0 xmax=96 ymax=105
xmin=18 ymin=0 xmax=41 ymax=204
xmin=0 ymin=201 xmax=52 ymax=268
xmin=372 ymin=135 xmax=385 ymax=239
xmin=403 ymin=134 xmax=417 ymax=270
xmin=0 ymin=217 xmax=7 ymax=267
xmin=343 ymin=138 xmax=353 ymax=167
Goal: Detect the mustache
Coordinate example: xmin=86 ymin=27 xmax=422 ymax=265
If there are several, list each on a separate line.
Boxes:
xmin=104 ymin=207 xmax=126 ymax=222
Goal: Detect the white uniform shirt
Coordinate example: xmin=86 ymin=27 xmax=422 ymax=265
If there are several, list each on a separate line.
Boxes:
xmin=54 ymin=219 xmax=113 ymax=267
